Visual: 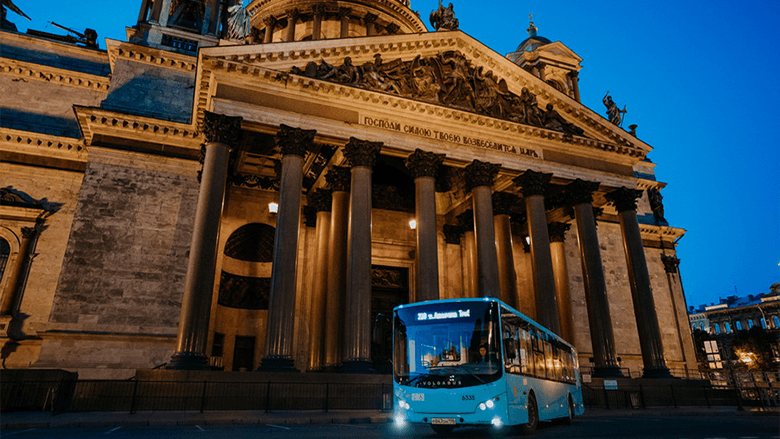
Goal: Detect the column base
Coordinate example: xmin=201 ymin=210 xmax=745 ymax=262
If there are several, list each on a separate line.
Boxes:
xmin=642 ymin=366 xmax=674 ymax=379
xmin=592 ymin=365 xmax=624 ymax=379
xmin=257 ymin=356 xmax=299 ymax=372
xmin=340 ymin=360 xmax=375 ymax=374
xmin=166 ymin=352 xmax=210 ymax=370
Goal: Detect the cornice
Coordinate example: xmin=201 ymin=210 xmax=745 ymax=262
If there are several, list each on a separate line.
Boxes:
xmin=105 ymin=39 xmax=198 ymax=75
xmin=74 ymin=106 xmax=200 ymax=157
xmin=0 ymin=30 xmax=107 ymax=60
xmin=196 ymin=32 xmax=651 ymax=160
xmin=636 ymin=178 xmax=667 ymax=191
xmin=639 ymin=224 xmax=685 ymax=244
xmin=0 ymin=57 xmax=110 ymax=92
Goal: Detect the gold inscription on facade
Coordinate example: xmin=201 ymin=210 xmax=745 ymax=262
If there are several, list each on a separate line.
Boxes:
xmin=362 ymin=116 xmax=540 ymax=159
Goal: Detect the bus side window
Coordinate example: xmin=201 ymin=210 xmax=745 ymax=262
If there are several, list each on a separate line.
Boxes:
xmin=520 ymin=329 xmax=533 ymax=376
xmin=532 ymin=331 xmax=546 ymax=379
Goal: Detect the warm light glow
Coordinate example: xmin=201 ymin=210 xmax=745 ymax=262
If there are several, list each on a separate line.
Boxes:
xmin=268 ymin=202 xmax=279 ymax=213
xmin=739 ymin=352 xmax=754 ymax=364
xmin=409 ymin=220 xmax=417 ymax=229
xmin=525 ymin=236 xmax=531 ymax=244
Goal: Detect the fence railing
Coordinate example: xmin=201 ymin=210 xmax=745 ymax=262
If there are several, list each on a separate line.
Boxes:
xmin=3 ymin=371 xmax=779 ymax=413
xmin=1 ymin=380 xmax=393 ymax=414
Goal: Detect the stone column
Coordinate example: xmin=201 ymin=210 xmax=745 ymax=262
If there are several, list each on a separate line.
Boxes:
xmin=285 ymin=9 xmax=299 ymax=42
xmin=569 ymin=71 xmax=581 ymax=102
xmin=565 ymin=179 xmax=622 ymax=378
xmin=338 ymin=7 xmax=351 ymax=38
xmin=405 ymin=149 xmax=444 ymax=302
xmin=259 ymin=125 xmax=315 ymax=371
xmin=156 ymin=0 xmax=173 ymax=25
xmin=0 ymin=227 xmax=36 ymax=316
xmin=311 ymin=4 xmax=325 ymax=41
xmin=168 ymin=111 xmax=241 ymax=370
xmin=342 ymin=138 xmax=382 ymax=372
xmin=514 ymin=170 xmax=560 ymax=335
xmin=263 ymin=16 xmax=276 ymax=43
xmin=663 ymin=255 xmax=694 ymax=368
xmin=492 ymin=192 xmax=519 ymax=308
xmin=606 ymin=187 xmax=672 ymax=378
xmin=364 ymin=13 xmax=378 ymax=36
xmin=323 ymin=166 xmax=351 ymax=369
xmin=442 ymin=225 xmax=463 ymax=300
xmin=463 ymin=160 xmax=501 ymax=299
xmin=307 ymin=189 xmax=332 ymax=371
xmin=457 ymin=211 xmax=478 ymax=298
xmin=549 ymin=222 xmax=574 ymax=343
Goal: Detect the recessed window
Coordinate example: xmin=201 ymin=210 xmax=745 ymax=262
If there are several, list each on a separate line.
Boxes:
xmin=714 ymin=323 xmax=721 ymax=334
xmin=774 ymin=316 xmax=780 ymax=329
xmin=724 ymin=322 xmax=731 ymax=333
xmin=735 ymin=321 xmax=742 ymax=331
xmin=748 ymin=319 xmax=754 ymax=328
xmin=0 ymin=238 xmax=9 ymax=284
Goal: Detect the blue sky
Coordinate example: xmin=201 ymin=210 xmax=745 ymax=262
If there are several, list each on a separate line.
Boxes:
xmin=8 ymin=0 xmax=779 ymax=308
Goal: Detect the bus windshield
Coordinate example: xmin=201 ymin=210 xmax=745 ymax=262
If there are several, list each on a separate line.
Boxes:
xmin=394 ymin=301 xmax=502 ymax=388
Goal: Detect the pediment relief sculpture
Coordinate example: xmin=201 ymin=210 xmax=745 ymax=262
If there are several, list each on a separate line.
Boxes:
xmin=290 ymin=51 xmax=586 ymax=137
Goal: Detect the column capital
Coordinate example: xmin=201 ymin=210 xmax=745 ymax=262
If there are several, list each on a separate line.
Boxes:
xmin=605 ymin=187 xmax=643 ymax=213
xmin=326 ymin=165 xmax=352 ymax=192
xmin=309 ymin=188 xmax=333 ymax=212
xmin=513 ymin=170 xmax=552 ymax=197
xmin=464 ymin=160 xmax=500 ymax=192
xmin=548 ymin=222 xmax=571 ymax=242
xmin=202 ymin=111 xmax=242 ymax=147
xmin=338 ymin=7 xmax=351 ymax=18
xmin=20 ymin=227 xmax=37 ymax=239
xmin=564 ymin=179 xmax=600 ymax=205
xmin=286 ymin=8 xmax=300 ymax=20
xmin=311 ymin=3 xmax=326 ymax=15
xmin=443 ymin=224 xmax=462 ymax=244
xmin=386 ymin=23 xmax=400 ymax=34
xmin=456 ymin=209 xmax=474 ymax=230
xmin=344 ymin=137 xmax=382 ymax=168
xmin=276 ymin=124 xmax=315 ymax=157
xmin=263 ymin=15 xmax=277 ymax=26
xmin=662 ymin=255 xmax=680 ymax=274
xmin=363 ymin=12 xmax=378 ymax=24
xmin=404 ymin=149 xmax=444 ymax=179
xmin=491 ymin=192 xmax=518 ymax=216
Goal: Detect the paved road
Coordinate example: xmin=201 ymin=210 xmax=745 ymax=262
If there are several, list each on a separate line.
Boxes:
xmin=1 ymin=415 xmax=778 ymax=439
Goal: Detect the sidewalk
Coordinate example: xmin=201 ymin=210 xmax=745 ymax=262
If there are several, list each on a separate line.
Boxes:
xmin=1 ymin=407 xmax=776 ymax=430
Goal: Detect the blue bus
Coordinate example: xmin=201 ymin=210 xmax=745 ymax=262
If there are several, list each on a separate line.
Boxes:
xmin=392 ymin=298 xmax=584 ymax=434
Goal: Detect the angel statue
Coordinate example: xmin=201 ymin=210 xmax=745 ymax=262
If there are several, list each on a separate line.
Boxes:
xmin=603 ymin=91 xmax=627 ymax=126
xmin=429 ymin=0 xmax=459 ymax=31
xmin=226 ymin=0 xmax=253 ymax=41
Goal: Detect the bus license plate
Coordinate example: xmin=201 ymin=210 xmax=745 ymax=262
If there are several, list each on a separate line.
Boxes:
xmin=431 ymin=418 xmax=456 ymax=425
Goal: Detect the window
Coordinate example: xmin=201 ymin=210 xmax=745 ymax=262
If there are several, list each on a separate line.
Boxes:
xmin=0 ymin=238 xmax=9 ymax=284
xmin=724 ymin=322 xmax=731 ymax=333
xmin=774 ymin=316 xmax=780 ymax=329
xmin=211 ymin=332 xmax=225 ymax=358
xmin=761 ymin=318 xmax=767 ymax=329
xmin=735 ymin=321 xmax=742 ymax=331
xmin=714 ymin=323 xmax=721 ymax=334
xmin=748 ymin=319 xmax=754 ymax=328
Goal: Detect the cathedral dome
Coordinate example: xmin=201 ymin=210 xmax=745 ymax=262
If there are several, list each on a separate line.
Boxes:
xmin=247 ymin=0 xmax=427 ymax=42
xmin=515 ymin=18 xmax=551 ymax=52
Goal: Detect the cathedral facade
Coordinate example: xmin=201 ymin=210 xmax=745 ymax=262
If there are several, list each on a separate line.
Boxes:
xmin=0 ymin=0 xmax=697 ymax=379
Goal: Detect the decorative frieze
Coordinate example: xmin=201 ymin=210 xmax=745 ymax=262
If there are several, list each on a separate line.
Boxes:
xmin=275 ymin=124 xmax=315 ymax=157
xmin=0 ymin=59 xmax=110 ymax=91
xmin=513 ymin=170 xmax=552 ymax=197
xmin=463 ymin=160 xmax=500 ymax=192
xmin=344 ymin=137 xmax=382 ymax=168
xmin=404 ymin=149 xmax=444 ymax=179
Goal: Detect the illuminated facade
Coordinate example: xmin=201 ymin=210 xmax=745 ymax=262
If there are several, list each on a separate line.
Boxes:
xmin=1 ymin=0 xmax=697 ymax=379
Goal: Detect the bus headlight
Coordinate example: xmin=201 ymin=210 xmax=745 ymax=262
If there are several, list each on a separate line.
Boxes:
xmin=491 ymin=416 xmax=503 ymax=428
xmin=479 ymin=398 xmax=496 ymax=410
xmin=397 ymin=400 xmax=410 ymax=410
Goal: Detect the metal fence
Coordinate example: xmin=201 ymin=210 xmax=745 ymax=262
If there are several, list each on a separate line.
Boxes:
xmin=1 ymin=380 xmax=393 ymax=413
xmin=3 ymin=371 xmax=779 ymax=413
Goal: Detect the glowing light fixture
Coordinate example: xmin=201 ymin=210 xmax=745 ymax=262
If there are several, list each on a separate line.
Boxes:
xmin=409 ymin=220 xmax=417 ymax=229
xmin=268 ymin=202 xmax=279 ymax=213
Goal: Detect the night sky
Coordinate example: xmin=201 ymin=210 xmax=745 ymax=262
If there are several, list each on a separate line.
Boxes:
xmin=7 ymin=0 xmax=779 ymax=309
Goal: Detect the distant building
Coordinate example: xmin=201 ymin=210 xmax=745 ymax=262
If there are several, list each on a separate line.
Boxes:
xmin=1 ymin=0 xmax=697 ymax=379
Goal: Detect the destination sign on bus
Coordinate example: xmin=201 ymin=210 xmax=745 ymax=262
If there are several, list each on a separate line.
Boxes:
xmin=416 ymin=309 xmax=471 ymax=321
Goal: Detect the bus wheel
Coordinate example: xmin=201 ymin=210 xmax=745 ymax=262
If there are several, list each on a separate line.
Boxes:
xmin=431 ymin=424 xmax=456 ymax=435
xmin=519 ymin=394 xmax=538 ymax=435
xmin=561 ymin=395 xmax=575 ymax=425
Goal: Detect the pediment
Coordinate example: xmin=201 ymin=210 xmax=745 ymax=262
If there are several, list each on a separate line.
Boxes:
xmin=536 ymin=41 xmax=582 ymax=63
xmin=195 ymin=31 xmax=650 ymax=159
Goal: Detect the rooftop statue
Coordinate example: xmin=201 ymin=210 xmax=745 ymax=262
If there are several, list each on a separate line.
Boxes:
xmin=429 ymin=0 xmax=459 ymax=31
xmin=603 ymin=91 xmax=627 ymax=126
xmin=1 ymin=0 xmax=30 ymax=31
xmin=226 ymin=0 xmax=253 ymax=41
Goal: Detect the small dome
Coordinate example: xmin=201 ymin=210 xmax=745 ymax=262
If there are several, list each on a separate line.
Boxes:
xmin=516 ymin=16 xmax=551 ymax=51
